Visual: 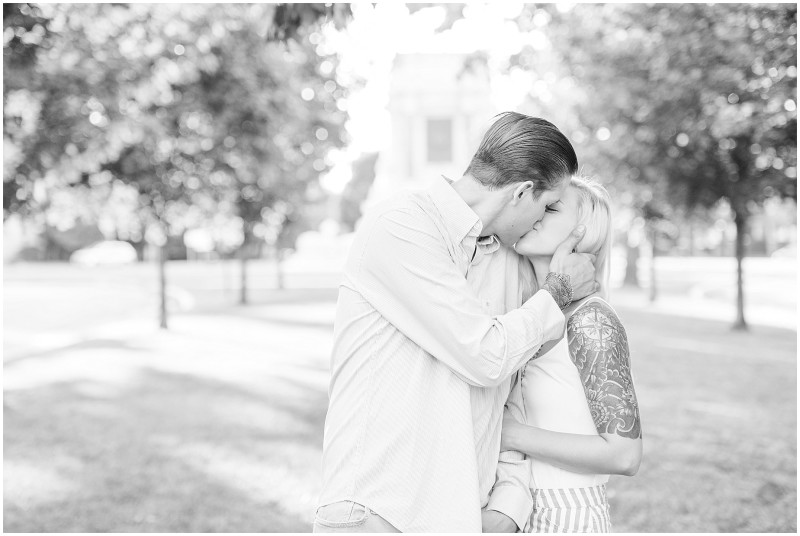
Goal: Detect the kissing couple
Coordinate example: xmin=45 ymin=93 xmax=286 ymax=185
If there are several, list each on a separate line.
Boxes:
xmin=315 ymin=112 xmax=642 ymax=533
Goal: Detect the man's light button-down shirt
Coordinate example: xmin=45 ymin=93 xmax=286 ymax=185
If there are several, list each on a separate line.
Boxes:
xmin=319 ymin=177 xmax=565 ymax=532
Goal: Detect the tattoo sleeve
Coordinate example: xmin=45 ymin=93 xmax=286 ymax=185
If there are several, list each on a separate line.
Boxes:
xmin=567 ymin=302 xmax=642 ymax=439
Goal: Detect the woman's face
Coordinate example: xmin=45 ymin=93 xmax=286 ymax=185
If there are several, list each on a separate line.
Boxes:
xmin=514 ymin=186 xmax=581 ymax=256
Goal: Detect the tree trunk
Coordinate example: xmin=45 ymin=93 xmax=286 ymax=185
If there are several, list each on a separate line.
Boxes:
xmin=763 ymin=201 xmax=776 ymax=256
xmin=624 ymin=239 xmax=640 ymax=287
xmin=649 ymin=227 xmax=657 ymax=302
xmin=159 ymin=244 xmax=168 ymax=330
xmin=240 ymin=244 xmax=248 ymax=305
xmin=221 ymin=257 xmax=231 ymax=297
xmin=732 ymin=210 xmax=748 ymax=331
xmin=131 ymin=239 xmax=146 ymax=262
xmin=275 ymin=246 xmax=285 ymax=290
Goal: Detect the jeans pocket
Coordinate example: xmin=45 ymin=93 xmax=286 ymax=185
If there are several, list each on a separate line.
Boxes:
xmin=314 ymin=501 xmax=370 ymax=529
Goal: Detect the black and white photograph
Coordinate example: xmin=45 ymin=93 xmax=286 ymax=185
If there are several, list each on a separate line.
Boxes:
xmin=3 ymin=2 xmax=797 ymax=533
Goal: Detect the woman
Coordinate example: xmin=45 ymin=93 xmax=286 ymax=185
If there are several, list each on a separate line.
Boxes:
xmin=493 ymin=175 xmax=642 ymax=532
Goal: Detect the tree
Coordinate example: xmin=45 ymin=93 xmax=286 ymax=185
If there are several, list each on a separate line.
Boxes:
xmin=176 ymin=4 xmax=350 ymax=303
xmin=511 ymin=4 xmax=797 ymax=329
xmin=4 ymin=3 xmax=354 ymax=327
xmin=3 ymin=3 xmax=50 ymax=217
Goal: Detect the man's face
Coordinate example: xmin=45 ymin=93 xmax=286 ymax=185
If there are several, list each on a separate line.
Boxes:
xmin=514 ymin=185 xmax=581 ymax=256
xmin=495 ymin=177 xmax=569 ymax=247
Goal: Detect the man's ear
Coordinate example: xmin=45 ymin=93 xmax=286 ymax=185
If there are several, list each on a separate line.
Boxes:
xmin=511 ymin=181 xmax=534 ymax=205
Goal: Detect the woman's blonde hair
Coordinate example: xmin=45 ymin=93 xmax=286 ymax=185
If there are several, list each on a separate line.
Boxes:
xmin=569 ymin=175 xmax=613 ymax=300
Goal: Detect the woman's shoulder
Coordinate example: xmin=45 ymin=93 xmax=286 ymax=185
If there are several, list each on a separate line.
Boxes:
xmin=565 ymin=295 xmax=627 ymax=342
xmin=566 ymin=293 xmax=618 ymax=317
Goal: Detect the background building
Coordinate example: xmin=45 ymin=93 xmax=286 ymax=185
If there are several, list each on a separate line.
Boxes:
xmin=365 ymin=53 xmax=495 ymax=210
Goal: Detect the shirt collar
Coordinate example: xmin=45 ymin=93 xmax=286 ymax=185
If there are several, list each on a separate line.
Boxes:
xmin=477 ymin=234 xmax=500 ymax=254
xmin=470 ymin=234 xmax=501 ymax=265
xmin=428 ymin=176 xmax=483 ymax=245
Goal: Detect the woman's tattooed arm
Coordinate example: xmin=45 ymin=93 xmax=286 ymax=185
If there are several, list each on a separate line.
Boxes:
xmin=567 ymin=301 xmax=642 ymax=439
xmin=498 ymin=299 xmax=642 ymax=476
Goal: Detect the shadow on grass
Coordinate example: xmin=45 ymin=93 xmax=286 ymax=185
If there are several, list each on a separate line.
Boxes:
xmin=4 ymin=364 xmax=329 ymax=532
xmin=179 ymin=287 xmax=338 ymax=332
xmin=607 ymin=302 xmax=796 ymax=532
xmin=4 ymin=289 xmax=796 ymax=532
xmin=4 ymin=338 xmax=149 ymax=366
xmin=613 ymin=302 xmax=797 ymax=361
xmin=186 ymin=287 xmax=340 ymax=314
xmin=220 ymin=309 xmax=334 ymax=332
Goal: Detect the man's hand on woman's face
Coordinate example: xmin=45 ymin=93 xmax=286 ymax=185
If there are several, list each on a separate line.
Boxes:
xmin=548 ymin=225 xmax=599 ymax=301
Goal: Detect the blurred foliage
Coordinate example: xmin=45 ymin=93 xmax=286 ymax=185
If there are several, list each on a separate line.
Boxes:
xmin=512 ymin=3 xmax=796 ymax=219
xmin=2 ymin=3 xmax=52 ymax=83
xmin=3 ymin=3 xmax=352 ymax=255
xmin=513 ymin=3 xmax=796 ymax=327
xmin=270 ymin=3 xmax=351 ymax=42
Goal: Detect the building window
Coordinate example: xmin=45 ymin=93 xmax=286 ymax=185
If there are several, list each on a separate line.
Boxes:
xmin=427 ymin=118 xmax=452 ymax=163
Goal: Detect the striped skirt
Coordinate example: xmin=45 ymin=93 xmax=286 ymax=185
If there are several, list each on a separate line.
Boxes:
xmin=528 ymin=484 xmax=612 ymax=533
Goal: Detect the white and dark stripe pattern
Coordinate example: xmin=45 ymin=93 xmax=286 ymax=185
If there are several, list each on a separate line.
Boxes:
xmin=529 ymin=485 xmax=612 ymax=533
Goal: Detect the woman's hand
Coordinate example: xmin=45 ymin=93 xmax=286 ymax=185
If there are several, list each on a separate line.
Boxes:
xmin=500 ymin=407 xmax=522 ymax=452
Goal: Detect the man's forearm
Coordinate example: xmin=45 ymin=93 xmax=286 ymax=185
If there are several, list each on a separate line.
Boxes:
xmin=359 ymin=211 xmax=565 ymax=387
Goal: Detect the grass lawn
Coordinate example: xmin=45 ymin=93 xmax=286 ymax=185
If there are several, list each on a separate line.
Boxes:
xmin=3 ymin=265 xmax=797 ymax=532
xmin=608 ymin=305 xmax=796 ymax=532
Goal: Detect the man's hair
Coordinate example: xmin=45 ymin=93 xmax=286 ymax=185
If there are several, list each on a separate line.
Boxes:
xmin=465 ymin=112 xmax=578 ymax=195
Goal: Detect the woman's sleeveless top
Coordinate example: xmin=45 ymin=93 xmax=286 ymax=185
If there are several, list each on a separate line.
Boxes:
xmin=520 ymin=297 xmax=612 ymax=490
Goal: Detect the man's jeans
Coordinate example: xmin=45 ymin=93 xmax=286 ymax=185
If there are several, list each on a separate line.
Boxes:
xmin=313 ymin=501 xmax=400 ymax=533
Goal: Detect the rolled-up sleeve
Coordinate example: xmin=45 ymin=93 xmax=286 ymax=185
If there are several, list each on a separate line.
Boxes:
xmin=354 ymin=208 xmax=564 ymax=388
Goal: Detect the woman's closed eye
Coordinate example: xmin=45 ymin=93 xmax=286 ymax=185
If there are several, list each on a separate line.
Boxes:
xmin=545 ymin=200 xmax=563 ymax=214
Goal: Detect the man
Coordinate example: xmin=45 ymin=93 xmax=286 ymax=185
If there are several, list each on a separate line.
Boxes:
xmin=314 ymin=113 xmax=597 ymax=532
